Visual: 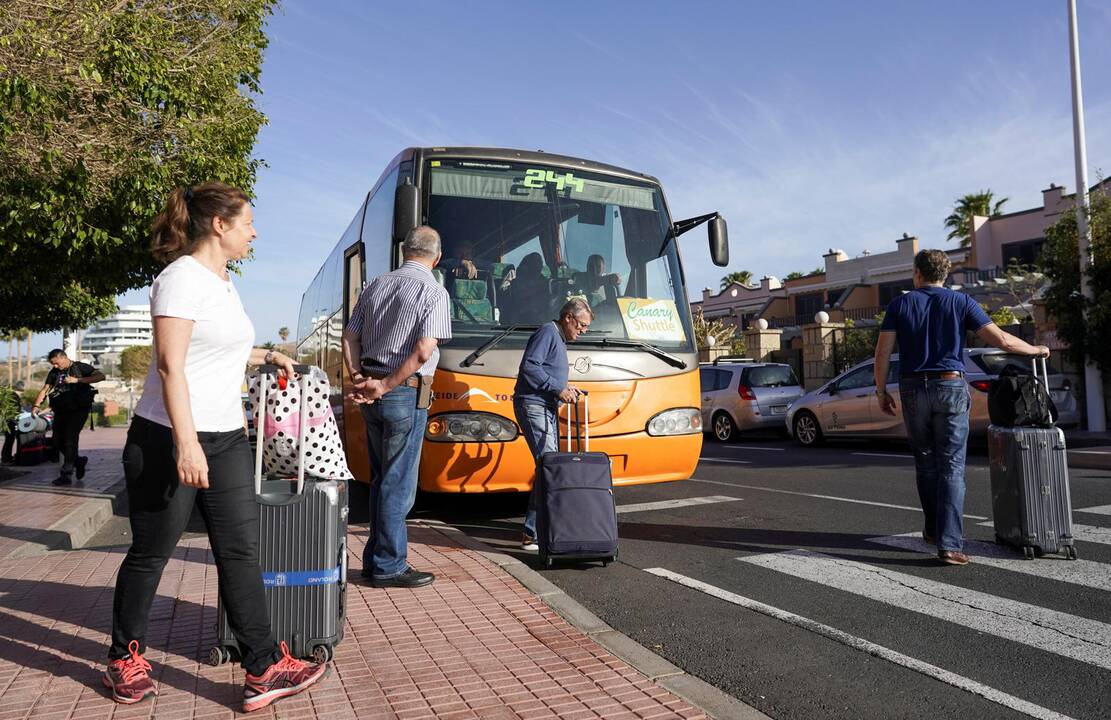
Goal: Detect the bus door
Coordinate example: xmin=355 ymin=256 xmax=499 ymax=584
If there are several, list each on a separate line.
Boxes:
xmin=342 ymin=242 xmax=370 ymax=483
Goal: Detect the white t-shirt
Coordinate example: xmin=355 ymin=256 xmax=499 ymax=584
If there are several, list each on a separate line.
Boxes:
xmin=134 ymin=255 xmax=255 ymax=432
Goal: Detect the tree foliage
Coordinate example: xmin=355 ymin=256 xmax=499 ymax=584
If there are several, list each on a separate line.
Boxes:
xmin=1040 ymin=186 xmax=1111 ymax=373
xmin=720 ymin=270 xmax=753 ymax=290
xmin=944 ymin=190 xmax=1008 ymax=247
xmin=692 ymin=307 xmax=736 ymax=350
xmin=118 ymin=344 xmax=152 ymax=382
xmin=0 ymin=0 xmax=275 ymax=333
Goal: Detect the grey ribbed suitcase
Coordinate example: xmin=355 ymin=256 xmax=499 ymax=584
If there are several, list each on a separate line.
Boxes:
xmin=987 ymin=359 xmax=1076 ymax=560
xmin=210 ymin=365 xmax=348 ymax=666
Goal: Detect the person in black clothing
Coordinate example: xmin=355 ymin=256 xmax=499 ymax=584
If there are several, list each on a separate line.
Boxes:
xmin=31 ymin=349 xmax=104 ymax=485
xmin=1 ymin=385 xmax=22 ymax=464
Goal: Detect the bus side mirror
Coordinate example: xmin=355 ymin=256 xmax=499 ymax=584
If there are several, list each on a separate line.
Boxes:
xmin=709 ymin=215 xmax=729 ymax=267
xmin=393 ymin=180 xmax=420 ymax=243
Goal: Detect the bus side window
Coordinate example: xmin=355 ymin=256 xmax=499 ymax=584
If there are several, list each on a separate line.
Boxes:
xmin=362 ymin=167 xmax=399 ymax=271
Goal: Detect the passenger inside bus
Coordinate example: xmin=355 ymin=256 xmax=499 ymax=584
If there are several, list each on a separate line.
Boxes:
xmin=574 ymin=254 xmax=622 ymax=306
xmin=502 ymin=252 xmax=553 ymax=324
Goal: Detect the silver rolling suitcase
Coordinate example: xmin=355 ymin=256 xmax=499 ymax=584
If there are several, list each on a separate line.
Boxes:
xmin=211 ymin=364 xmax=348 ymax=666
xmin=987 ymin=357 xmax=1076 ymax=560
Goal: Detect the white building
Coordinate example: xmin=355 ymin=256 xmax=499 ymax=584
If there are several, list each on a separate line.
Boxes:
xmin=80 ymin=304 xmax=153 ymax=361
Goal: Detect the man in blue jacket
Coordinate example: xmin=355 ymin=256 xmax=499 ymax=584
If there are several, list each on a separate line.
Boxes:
xmin=874 ymin=249 xmax=1048 ymax=566
xmin=515 ymin=298 xmax=592 ymax=550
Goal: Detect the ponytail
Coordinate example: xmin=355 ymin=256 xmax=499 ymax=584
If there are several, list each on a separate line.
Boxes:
xmin=151 ymin=182 xmax=250 ymax=263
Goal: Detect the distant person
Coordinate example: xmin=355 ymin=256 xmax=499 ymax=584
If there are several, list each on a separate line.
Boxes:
xmin=106 ymin=183 xmax=328 ymax=711
xmin=440 ymin=241 xmax=516 ymax=291
xmin=874 ymin=249 xmax=1049 ymax=566
xmin=343 ymin=225 xmax=452 ymax=588
xmin=31 ymin=349 xmax=103 ymax=485
xmin=575 ymin=254 xmax=621 ymax=306
xmin=2 ymin=385 xmax=21 ymax=464
xmin=514 ymin=298 xmax=591 ymax=549
xmin=504 ymin=252 xmax=552 ymax=323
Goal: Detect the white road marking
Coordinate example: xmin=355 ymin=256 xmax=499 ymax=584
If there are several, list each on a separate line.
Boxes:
xmin=698 ymin=457 xmax=753 ymax=465
xmin=726 ymin=445 xmax=785 ymax=452
xmin=852 ymin=452 xmax=913 ymax=459
xmin=978 ymin=521 xmax=1111 ymax=546
xmin=690 ymin=477 xmax=989 ymax=520
xmin=1069 ymin=449 xmax=1111 ymax=455
xmin=1075 ymin=505 xmax=1111 ymax=516
xmin=738 ymin=549 xmax=1111 ymax=671
xmin=644 ymin=567 xmax=1078 ymax=720
xmin=867 ymin=533 xmax=1111 ymax=592
xmin=616 ymin=495 xmax=742 ymax=515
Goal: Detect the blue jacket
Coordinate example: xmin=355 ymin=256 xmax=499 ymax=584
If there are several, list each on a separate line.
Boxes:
xmin=514 ymin=322 xmax=568 ymax=408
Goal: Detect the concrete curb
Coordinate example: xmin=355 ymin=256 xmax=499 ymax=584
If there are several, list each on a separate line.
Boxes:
xmin=419 ymin=519 xmax=771 ymax=720
xmin=9 ymin=481 xmax=124 ymax=559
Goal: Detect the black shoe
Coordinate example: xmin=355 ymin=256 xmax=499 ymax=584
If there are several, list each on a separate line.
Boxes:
xmin=52 ymin=475 xmax=72 ymax=486
xmin=76 ymin=456 xmax=88 ymax=480
xmin=366 ymin=568 xmax=435 ymax=588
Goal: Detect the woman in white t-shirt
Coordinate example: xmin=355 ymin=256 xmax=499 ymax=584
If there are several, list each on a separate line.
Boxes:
xmin=104 ymin=183 xmax=328 ymax=712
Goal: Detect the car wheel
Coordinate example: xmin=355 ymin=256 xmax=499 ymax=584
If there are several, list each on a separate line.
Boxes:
xmin=793 ymin=411 xmax=824 ymax=447
xmin=712 ymin=411 xmax=737 ymax=442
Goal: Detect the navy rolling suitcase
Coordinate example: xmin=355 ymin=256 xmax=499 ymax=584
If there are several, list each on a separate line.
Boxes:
xmin=988 ymin=358 xmax=1077 ymax=561
xmin=211 ymin=365 xmax=348 ymax=666
xmin=537 ymin=392 xmax=619 ymax=568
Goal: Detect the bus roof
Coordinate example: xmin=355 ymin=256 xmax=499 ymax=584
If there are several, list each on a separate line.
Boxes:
xmin=407 ymin=146 xmax=662 ymax=186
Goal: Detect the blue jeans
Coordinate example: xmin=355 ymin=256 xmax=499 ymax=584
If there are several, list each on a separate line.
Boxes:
xmin=899 ymin=378 xmax=971 ymax=553
xmin=516 ymin=400 xmax=558 ymax=539
xmin=359 ymin=386 xmax=427 ymax=579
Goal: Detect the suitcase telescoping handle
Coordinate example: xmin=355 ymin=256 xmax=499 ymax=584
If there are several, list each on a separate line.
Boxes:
xmin=253 ymin=364 xmax=313 ymax=495
xmin=564 ymin=390 xmax=589 ymax=453
xmin=1032 ymin=356 xmax=1049 ymax=393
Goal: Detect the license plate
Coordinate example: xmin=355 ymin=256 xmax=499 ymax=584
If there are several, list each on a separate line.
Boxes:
xmin=771 ymin=405 xmax=787 ymax=415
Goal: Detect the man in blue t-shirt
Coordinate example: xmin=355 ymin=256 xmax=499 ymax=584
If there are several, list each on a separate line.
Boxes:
xmin=874 ymin=249 xmax=1048 ymax=566
xmin=514 ymin=298 xmax=590 ymax=550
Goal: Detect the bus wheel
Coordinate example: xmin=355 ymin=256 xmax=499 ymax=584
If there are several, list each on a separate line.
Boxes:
xmin=712 ymin=412 xmax=737 ymax=443
xmin=793 ymin=411 xmax=824 ymax=447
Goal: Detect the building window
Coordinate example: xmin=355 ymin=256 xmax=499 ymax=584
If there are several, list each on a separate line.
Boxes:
xmin=1001 ymin=238 xmax=1044 ymax=268
xmin=878 ymin=280 xmax=914 ymax=306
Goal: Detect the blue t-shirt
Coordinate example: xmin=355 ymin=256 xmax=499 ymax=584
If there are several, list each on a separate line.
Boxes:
xmin=880 ymin=286 xmax=991 ymax=375
xmin=513 ymin=322 xmax=568 ymax=408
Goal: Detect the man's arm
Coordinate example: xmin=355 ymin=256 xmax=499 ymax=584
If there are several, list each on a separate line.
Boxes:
xmin=873 ymin=331 xmax=898 ymax=416
xmin=975 ymin=323 xmax=1050 ymax=357
xmin=341 ymin=328 xmax=363 ymax=381
xmin=31 ymin=381 xmax=50 ymax=413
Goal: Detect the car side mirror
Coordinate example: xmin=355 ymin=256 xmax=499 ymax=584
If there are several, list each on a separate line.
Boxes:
xmin=393 ymin=179 xmax=420 ymax=243
xmin=709 ymin=215 xmax=729 ymax=267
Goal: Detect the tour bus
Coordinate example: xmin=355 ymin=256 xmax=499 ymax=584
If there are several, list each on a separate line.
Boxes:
xmin=295 ymin=147 xmax=729 ymax=495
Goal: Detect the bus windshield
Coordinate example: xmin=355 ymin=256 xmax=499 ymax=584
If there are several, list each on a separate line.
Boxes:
xmin=427 ymin=159 xmax=694 ymax=352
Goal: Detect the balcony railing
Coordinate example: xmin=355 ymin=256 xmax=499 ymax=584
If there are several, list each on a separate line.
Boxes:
xmin=838 ymin=305 xmax=885 ymax=322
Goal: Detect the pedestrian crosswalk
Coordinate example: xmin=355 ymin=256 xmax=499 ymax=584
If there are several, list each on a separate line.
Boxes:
xmin=975 ymin=519 xmax=1111 ymax=546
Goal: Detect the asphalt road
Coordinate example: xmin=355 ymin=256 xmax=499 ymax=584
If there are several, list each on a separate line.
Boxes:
xmin=421 ymin=433 xmax=1111 ymax=720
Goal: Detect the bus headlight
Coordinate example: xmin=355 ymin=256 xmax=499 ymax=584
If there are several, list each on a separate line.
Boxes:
xmin=646 ymin=408 xmax=702 ymax=436
xmin=426 ymin=412 xmax=519 ymax=442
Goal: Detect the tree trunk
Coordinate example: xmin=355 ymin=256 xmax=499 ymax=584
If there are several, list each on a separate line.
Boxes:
xmin=6 ymin=338 xmax=11 ymax=386
xmin=24 ymin=332 xmax=32 ymax=386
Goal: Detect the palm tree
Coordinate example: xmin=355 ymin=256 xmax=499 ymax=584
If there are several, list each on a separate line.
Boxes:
xmin=278 ymin=326 xmax=290 ymax=342
xmin=720 ymin=270 xmax=754 ymax=290
xmin=944 ymin=190 xmax=1008 ymax=247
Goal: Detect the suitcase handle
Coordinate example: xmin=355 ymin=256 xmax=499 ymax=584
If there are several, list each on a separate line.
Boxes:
xmin=564 ymin=390 xmax=589 ymax=453
xmin=252 ymin=365 xmax=313 ymax=495
xmin=1031 ymin=356 xmax=1049 ymax=393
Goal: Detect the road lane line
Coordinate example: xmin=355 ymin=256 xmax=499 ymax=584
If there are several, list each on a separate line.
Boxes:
xmin=1069 ymin=450 xmax=1111 ymax=455
xmin=978 ymin=521 xmax=1111 ymax=546
xmin=644 ymin=567 xmax=1077 ymax=720
xmin=867 ymin=533 xmax=1111 ymax=592
xmin=698 ymin=457 xmax=753 ymax=465
xmin=852 ymin=452 xmax=913 ymax=459
xmin=1075 ymin=505 xmax=1111 ymax=516
xmin=725 ymin=445 xmax=785 ymax=452
xmin=738 ymin=549 xmax=1111 ymax=671
xmin=616 ymin=495 xmax=742 ymax=514
xmin=690 ymin=477 xmax=989 ymax=520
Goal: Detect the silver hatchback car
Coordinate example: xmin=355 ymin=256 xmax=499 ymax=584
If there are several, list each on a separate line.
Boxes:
xmin=700 ymin=359 xmax=804 ymax=442
xmin=785 ymin=350 xmax=1079 ymax=446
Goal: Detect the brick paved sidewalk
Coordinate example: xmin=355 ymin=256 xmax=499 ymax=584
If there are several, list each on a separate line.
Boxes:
xmin=0 ymin=427 xmax=128 ymax=559
xmin=0 ymin=522 xmax=709 ymax=720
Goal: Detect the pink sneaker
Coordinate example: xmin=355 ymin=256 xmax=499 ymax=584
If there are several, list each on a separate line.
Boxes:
xmin=102 ymin=640 xmax=157 ymax=704
xmin=242 ymin=641 xmax=328 ymax=712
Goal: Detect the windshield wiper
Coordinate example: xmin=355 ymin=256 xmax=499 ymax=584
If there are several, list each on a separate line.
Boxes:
xmin=460 ymin=325 xmax=539 ymax=367
xmin=569 ymin=336 xmax=687 ymax=369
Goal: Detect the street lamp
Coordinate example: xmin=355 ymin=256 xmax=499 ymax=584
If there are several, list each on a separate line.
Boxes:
xmin=1067 ymin=0 xmax=1106 ymax=431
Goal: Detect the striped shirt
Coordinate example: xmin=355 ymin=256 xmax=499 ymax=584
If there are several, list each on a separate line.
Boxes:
xmin=346 ymin=260 xmax=452 ymax=377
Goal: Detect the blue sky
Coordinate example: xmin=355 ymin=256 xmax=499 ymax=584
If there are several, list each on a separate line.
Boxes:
xmin=33 ymin=0 xmax=1111 ymax=355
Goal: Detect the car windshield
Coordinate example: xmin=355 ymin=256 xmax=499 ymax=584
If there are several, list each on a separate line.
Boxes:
xmin=426 ymin=159 xmax=694 ymax=351
xmin=973 ymin=353 xmax=1038 ymax=376
xmin=746 ymin=366 xmax=799 ymax=387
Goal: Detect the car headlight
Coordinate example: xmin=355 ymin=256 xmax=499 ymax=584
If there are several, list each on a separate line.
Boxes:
xmin=426 ymin=412 xmax=519 ymax=442
xmin=646 ymin=408 xmax=702 ymax=436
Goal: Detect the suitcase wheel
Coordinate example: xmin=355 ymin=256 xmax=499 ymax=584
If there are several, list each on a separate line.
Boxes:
xmin=312 ymin=644 xmax=333 ymax=663
xmin=1065 ymin=545 xmax=1078 ymax=561
xmin=1022 ymin=546 xmax=1035 ymax=561
xmin=208 ymin=646 xmax=234 ymax=666
xmin=543 ymin=556 xmax=553 ymax=569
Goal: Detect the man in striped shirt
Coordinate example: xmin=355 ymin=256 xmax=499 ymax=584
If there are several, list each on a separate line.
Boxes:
xmin=342 ymin=226 xmax=452 ymax=588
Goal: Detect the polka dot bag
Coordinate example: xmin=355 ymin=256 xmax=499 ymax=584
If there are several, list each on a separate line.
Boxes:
xmin=247 ymin=366 xmax=353 ymax=481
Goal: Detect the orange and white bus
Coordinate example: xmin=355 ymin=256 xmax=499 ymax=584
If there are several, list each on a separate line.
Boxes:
xmin=295 ymin=147 xmax=728 ymax=496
